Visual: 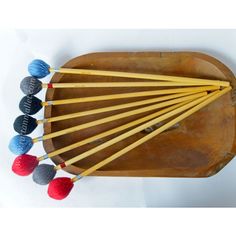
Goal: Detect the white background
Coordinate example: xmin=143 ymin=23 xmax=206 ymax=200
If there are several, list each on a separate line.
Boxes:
xmin=1 ymin=29 xmax=236 ymax=207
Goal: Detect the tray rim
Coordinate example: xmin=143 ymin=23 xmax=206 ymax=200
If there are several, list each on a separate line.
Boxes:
xmin=43 ymin=51 xmax=236 ymax=178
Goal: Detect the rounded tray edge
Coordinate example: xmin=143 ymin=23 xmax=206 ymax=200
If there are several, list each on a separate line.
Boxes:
xmin=43 ymin=51 xmax=236 ymax=177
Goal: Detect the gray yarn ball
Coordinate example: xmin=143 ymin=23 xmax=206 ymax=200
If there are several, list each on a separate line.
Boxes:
xmin=32 ymin=164 xmax=56 ymax=185
xmin=20 ymin=76 xmax=42 ymax=95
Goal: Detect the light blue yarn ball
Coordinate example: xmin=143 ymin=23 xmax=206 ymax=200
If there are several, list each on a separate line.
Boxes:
xmin=9 ymin=135 xmax=33 ymax=155
xmin=28 ymin=59 xmax=50 ymax=78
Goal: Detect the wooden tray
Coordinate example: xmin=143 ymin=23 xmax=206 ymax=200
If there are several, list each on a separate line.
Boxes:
xmin=44 ymin=52 xmax=236 ymax=177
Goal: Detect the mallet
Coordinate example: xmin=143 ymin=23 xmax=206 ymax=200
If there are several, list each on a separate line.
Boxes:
xmin=47 ymin=87 xmax=231 ymax=200
xmin=31 ymin=91 xmax=215 ymax=185
xmin=12 ymin=101 xmax=189 ymax=176
xmin=28 ymin=59 xmax=230 ymax=87
xmin=19 ymin=84 xmax=219 ymax=115
xmin=20 ymin=78 xmax=221 ymax=95
xmin=9 ymin=92 xmax=206 ymax=155
xmin=14 ymin=91 xmax=209 ymax=135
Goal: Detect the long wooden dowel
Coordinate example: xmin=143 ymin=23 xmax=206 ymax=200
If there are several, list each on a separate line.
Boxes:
xmin=41 ymin=82 xmax=221 ymax=88
xmin=56 ymin=91 xmax=213 ymax=170
xmin=41 ymin=86 xmax=219 ymax=106
xmin=74 ymin=87 xmax=231 ymax=180
xmin=50 ymin=67 xmax=230 ymax=87
xmin=33 ymin=92 xmax=207 ymax=143
xmin=38 ymin=101 xmax=190 ymax=161
xmin=38 ymin=91 xmax=202 ymax=124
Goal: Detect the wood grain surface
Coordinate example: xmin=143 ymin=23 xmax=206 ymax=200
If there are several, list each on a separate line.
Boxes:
xmin=44 ymin=52 xmax=236 ymax=177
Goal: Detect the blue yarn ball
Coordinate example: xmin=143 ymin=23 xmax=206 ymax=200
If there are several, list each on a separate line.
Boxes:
xmin=9 ymin=135 xmax=33 ymax=155
xmin=28 ymin=59 xmax=50 ymax=78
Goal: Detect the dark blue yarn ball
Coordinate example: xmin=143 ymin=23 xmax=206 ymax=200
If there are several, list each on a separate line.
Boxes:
xmin=19 ymin=95 xmax=42 ymax=115
xmin=14 ymin=115 xmax=38 ymax=135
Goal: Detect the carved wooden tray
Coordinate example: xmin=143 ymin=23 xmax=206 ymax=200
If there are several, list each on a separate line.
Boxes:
xmin=44 ymin=52 xmax=236 ymax=177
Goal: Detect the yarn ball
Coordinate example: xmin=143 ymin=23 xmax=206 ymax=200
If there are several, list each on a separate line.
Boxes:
xmin=19 ymin=95 xmax=43 ymax=115
xmin=9 ymin=135 xmax=33 ymax=155
xmin=32 ymin=164 xmax=57 ymax=185
xmin=48 ymin=177 xmax=74 ymax=200
xmin=12 ymin=154 xmax=39 ymax=176
xmin=20 ymin=76 xmax=42 ymax=95
xmin=14 ymin=115 xmax=37 ymax=135
xmin=28 ymin=59 xmax=50 ymax=78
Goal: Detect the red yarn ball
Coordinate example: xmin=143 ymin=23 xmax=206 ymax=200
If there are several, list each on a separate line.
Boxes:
xmin=48 ymin=177 xmax=74 ymax=200
xmin=12 ymin=154 xmax=39 ymax=176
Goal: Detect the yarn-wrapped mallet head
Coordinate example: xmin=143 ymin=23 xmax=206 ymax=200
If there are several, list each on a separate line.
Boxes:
xmin=9 ymin=135 xmax=33 ymax=155
xmin=47 ymin=177 xmax=74 ymax=200
xmin=28 ymin=59 xmax=50 ymax=78
xmin=12 ymin=154 xmax=39 ymax=176
xmin=14 ymin=115 xmax=38 ymax=135
xmin=19 ymin=95 xmax=43 ymax=115
xmin=20 ymin=76 xmax=43 ymax=95
xmin=32 ymin=164 xmax=57 ymax=185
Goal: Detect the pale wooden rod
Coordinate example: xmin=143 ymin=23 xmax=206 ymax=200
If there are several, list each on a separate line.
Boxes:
xmin=41 ymin=86 xmax=219 ymax=106
xmin=37 ymin=101 xmax=190 ymax=161
xmin=32 ymin=92 xmax=206 ymax=143
xmin=38 ymin=91 xmax=201 ymax=124
xmin=56 ymin=91 xmax=214 ymax=170
xmin=73 ymin=86 xmax=231 ymax=180
xmin=41 ymin=82 xmax=223 ymax=88
xmin=49 ymin=67 xmax=230 ymax=87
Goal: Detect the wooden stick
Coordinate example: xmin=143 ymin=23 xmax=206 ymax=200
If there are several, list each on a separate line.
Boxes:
xmin=41 ymin=82 xmax=222 ymax=88
xmin=37 ymin=101 xmax=190 ymax=161
xmin=33 ymin=92 xmax=207 ymax=143
xmin=49 ymin=67 xmax=230 ymax=87
xmin=41 ymin=86 xmax=219 ymax=106
xmin=72 ymin=86 xmax=231 ymax=180
xmin=55 ymin=91 xmax=215 ymax=170
xmin=38 ymin=91 xmax=203 ymax=124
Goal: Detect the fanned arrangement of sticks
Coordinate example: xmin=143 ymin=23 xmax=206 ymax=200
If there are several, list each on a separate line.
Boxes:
xmin=9 ymin=59 xmax=232 ymax=200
